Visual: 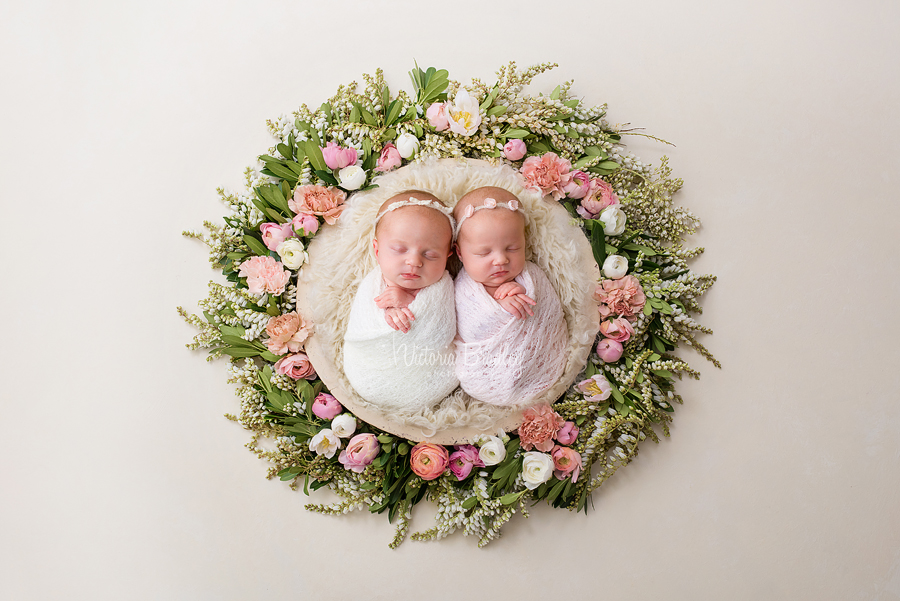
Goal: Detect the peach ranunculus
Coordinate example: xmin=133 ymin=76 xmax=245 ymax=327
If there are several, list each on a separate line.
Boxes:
xmin=563 ymin=170 xmax=591 ymax=200
xmin=265 ymin=311 xmax=311 ymax=355
xmin=238 ymin=256 xmax=291 ymax=296
xmin=518 ymin=404 xmax=566 ymax=452
xmin=593 ymin=275 xmax=646 ymax=321
xmin=289 ymin=185 xmax=347 ymax=225
xmin=375 ymin=142 xmax=402 ymax=172
xmin=551 ymin=445 xmax=582 ymax=483
xmin=520 ymin=152 xmax=572 ymax=200
xmin=599 ymin=316 xmax=635 ymax=343
xmin=410 ymin=442 xmax=449 ymax=481
xmin=274 ymin=352 xmax=316 ymax=380
xmin=339 ymin=433 xmax=380 ymax=473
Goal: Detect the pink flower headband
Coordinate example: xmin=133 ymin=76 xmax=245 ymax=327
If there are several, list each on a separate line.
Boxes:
xmin=453 ymin=197 xmax=520 ymax=239
xmin=374 ymin=196 xmax=456 ymax=231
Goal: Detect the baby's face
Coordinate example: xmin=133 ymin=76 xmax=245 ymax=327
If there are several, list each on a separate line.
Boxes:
xmin=374 ymin=207 xmax=452 ymax=291
xmin=456 ymin=209 xmax=526 ymax=288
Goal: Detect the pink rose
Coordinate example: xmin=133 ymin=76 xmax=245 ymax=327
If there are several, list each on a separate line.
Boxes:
xmin=576 ymin=178 xmax=619 ymax=219
xmin=593 ymin=275 xmax=646 ymax=321
xmin=291 ymin=213 xmax=319 ymax=236
xmin=518 ymin=404 xmax=566 ymax=452
xmin=312 ymin=393 xmax=342 ymax=420
xmin=238 ymin=256 xmax=291 ymax=295
xmin=274 ymin=352 xmax=316 ymax=380
xmin=596 ymin=338 xmax=624 ymax=363
xmin=289 ymin=185 xmax=347 ymax=225
xmin=599 ymin=317 xmax=634 ymax=343
xmin=563 ymin=170 xmax=591 ymax=200
xmin=502 ymin=139 xmax=527 ymax=161
xmin=375 ymin=143 xmax=402 ymax=172
xmin=264 ymin=311 xmax=311 ymax=355
xmin=339 ymin=433 xmax=380 ymax=473
xmin=260 ymin=221 xmax=295 ymax=252
xmin=551 ymin=445 xmax=582 ymax=483
xmin=520 ymin=152 xmax=572 ymax=200
xmin=410 ymin=442 xmax=449 ymax=481
xmin=448 ymin=445 xmax=485 ymax=481
xmin=426 ymin=102 xmax=449 ymax=131
xmin=320 ymin=142 xmax=358 ymax=170
xmin=556 ymin=421 xmax=579 ymax=445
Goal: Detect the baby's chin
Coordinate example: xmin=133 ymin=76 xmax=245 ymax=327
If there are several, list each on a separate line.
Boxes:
xmin=386 ymin=275 xmax=443 ymax=290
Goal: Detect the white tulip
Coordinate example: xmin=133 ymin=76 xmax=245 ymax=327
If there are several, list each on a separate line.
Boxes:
xmin=478 ymin=436 xmax=507 ymax=466
xmin=602 ymin=254 xmax=628 ymax=279
xmin=395 ymin=133 xmax=420 ymax=159
xmin=338 ymin=165 xmax=367 ymax=190
xmin=599 ymin=205 xmax=627 ymax=236
xmin=330 ymin=414 xmax=357 ymax=438
xmin=308 ymin=429 xmax=340 ymax=458
xmin=521 ymin=452 xmax=554 ymax=489
xmin=445 ymin=88 xmax=482 ymax=136
xmin=276 ymin=238 xmax=308 ymax=270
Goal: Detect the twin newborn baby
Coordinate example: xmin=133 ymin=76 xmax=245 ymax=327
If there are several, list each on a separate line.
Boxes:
xmin=343 ymin=187 xmax=568 ymax=414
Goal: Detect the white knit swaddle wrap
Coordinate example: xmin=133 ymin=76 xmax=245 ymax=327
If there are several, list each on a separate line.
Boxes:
xmin=343 ymin=266 xmax=459 ymax=413
xmin=454 ymin=261 xmax=568 ymax=406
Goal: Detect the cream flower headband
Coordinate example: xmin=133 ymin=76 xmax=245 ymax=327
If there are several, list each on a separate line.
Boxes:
xmin=453 ymin=197 xmax=520 ymax=239
xmin=374 ymin=197 xmax=457 ymax=232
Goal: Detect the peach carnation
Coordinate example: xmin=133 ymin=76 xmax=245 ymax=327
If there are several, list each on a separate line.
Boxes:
xmin=289 ymin=185 xmax=347 ymax=225
xmin=520 ymin=152 xmax=572 ymax=200
xmin=593 ymin=275 xmax=646 ymax=321
xmin=518 ymin=404 xmax=566 ymax=452
xmin=238 ymin=256 xmax=290 ymax=296
xmin=265 ymin=312 xmax=311 ymax=355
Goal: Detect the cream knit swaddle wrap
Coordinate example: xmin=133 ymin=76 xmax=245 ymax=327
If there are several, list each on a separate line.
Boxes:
xmin=454 ymin=261 xmax=568 ymax=406
xmin=343 ymin=266 xmax=459 ymax=413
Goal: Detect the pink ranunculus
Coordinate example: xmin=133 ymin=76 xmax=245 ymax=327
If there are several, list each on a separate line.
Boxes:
xmin=520 ymin=152 xmax=572 ymax=200
xmin=311 ymin=393 xmax=342 ymax=420
xmin=292 ymin=213 xmax=319 ymax=236
xmin=593 ymin=275 xmax=647 ymax=321
xmin=264 ymin=311 xmax=311 ymax=355
xmin=274 ymin=353 xmax=316 ymax=380
xmin=576 ymin=178 xmax=619 ymax=219
xmin=426 ymin=102 xmax=449 ymax=131
xmin=260 ymin=221 xmax=295 ymax=252
xmin=339 ymin=433 xmax=380 ymax=473
xmin=238 ymin=256 xmax=291 ymax=295
xmin=551 ymin=445 xmax=582 ymax=483
xmin=556 ymin=421 xmax=579 ymax=445
xmin=596 ymin=338 xmax=624 ymax=363
xmin=410 ymin=442 xmax=449 ymax=481
xmin=448 ymin=445 xmax=485 ymax=481
xmin=503 ymin=139 xmax=527 ymax=161
xmin=375 ymin=142 xmax=402 ymax=172
xmin=320 ymin=142 xmax=358 ymax=170
xmin=289 ymin=185 xmax=347 ymax=226
xmin=599 ymin=317 xmax=634 ymax=343
xmin=518 ymin=404 xmax=566 ymax=452
xmin=564 ymin=170 xmax=591 ymax=200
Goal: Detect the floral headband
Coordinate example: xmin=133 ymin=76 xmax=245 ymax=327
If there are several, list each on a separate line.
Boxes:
xmin=453 ymin=197 xmax=521 ymax=239
xmin=374 ymin=197 xmax=457 ymax=232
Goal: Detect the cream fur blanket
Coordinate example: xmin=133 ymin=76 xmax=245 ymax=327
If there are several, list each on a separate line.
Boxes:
xmin=343 ymin=267 xmax=458 ymax=413
xmin=455 ymin=262 xmax=567 ymax=406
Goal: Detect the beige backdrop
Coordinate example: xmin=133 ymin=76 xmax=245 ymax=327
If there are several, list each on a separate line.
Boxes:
xmin=2 ymin=1 xmax=898 ymax=599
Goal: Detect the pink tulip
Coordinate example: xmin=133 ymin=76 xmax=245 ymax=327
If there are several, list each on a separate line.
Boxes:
xmin=596 ymin=338 xmax=624 ymax=363
xmin=292 ymin=213 xmax=319 ymax=236
xmin=502 ymin=139 xmax=527 ymax=161
xmin=320 ymin=142 xmax=357 ymax=170
xmin=426 ymin=102 xmax=449 ymax=131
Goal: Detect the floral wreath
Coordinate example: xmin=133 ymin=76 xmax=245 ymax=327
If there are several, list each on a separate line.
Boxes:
xmin=180 ymin=62 xmax=718 ymax=547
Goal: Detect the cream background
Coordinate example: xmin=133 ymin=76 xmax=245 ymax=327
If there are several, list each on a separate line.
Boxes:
xmin=1 ymin=1 xmax=898 ymax=599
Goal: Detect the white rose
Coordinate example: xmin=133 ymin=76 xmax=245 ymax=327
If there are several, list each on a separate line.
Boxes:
xmin=521 ymin=451 xmax=554 ymax=490
xmin=276 ymin=238 xmax=308 ymax=270
xmin=478 ymin=436 xmax=507 ymax=466
xmin=602 ymin=254 xmax=628 ymax=279
xmin=445 ymin=88 xmax=482 ymax=136
xmin=395 ymin=133 xmax=420 ymax=159
xmin=599 ymin=205 xmax=627 ymax=236
xmin=338 ymin=165 xmax=367 ymax=190
xmin=308 ymin=428 xmax=340 ymax=458
xmin=330 ymin=414 xmax=357 ymax=438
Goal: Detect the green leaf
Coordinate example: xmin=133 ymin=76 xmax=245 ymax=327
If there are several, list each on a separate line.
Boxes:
xmin=314 ymin=170 xmax=339 ymax=186
xmin=377 ymin=434 xmax=394 ymax=444
xmin=500 ymin=491 xmax=525 ymax=505
xmin=421 ymin=70 xmax=449 ymax=103
xmin=397 ymin=442 xmax=409 ymax=456
xmin=591 ymin=223 xmax=606 ymax=268
xmin=652 ymin=370 xmax=673 ymax=379
xmin=360 ymin=108 xmax=377 ymax=126
xmin=276 ymin=143 xmax=293 ymax=161
xmin=643 ymin=302 xmax=653 ymax=316
xmin=243 ymin=235 xmax=269 ymax=257
xmin=550 ymin=85 xmax=561 ymax=100
xmin=486 ymin=105 xmax=507 ymax=117
xmin=547 ymin=478 xmax=568 ymax=504
xmin=349 ymin=105 xmax=360 ymax=123
xmin=584 ymin=146 xmax=606 ymax=157
xmin=300 ymin=140 xmax=328 ymax=173
xmin=461 ymin=496 xmax=478 ymax=510
xmin=220 ymin=347 xmax=261 ymax=358
xmin=505 ymin=128 xmax=531 ymax=139
xmin=384 ymin=99 xmax=402 ymax=126
xmin=648 ymin=353 xmax=661 ymax=362
xmin=610 ymin=385 xmax=625 ymax=403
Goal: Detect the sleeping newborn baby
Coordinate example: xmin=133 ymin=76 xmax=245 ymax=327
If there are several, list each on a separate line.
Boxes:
xmin=453 ymin=186 xmax=568 ymax=406
xmin=343 ymin=191 xmax=459 ymax=413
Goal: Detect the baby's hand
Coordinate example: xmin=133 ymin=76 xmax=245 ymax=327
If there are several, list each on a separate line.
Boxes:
xmin=384 ymin=307 xmax=415 ymax=333
xmin=497 ymin=293 xmax=536 ymax=319
xmin=493 ymin=281 xmax=527 ymax=300
xmin=375 ymin=286 xmax=416 ymax=310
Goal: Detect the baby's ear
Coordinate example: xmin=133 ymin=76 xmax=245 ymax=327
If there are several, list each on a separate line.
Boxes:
xmin=372 ymin=238 xmax=379 ymax=257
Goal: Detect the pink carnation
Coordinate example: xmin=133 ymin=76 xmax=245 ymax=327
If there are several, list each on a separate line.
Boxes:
xmin=238 ymin=256 xmax=290 ymax=295
xmin=339 ymin=433 xmax=380 ymax=473
xmin=426 ymin=102 xmax=449 ymax=130
xmin=312 ymin=393 xmax=342 ymax=420
xmin=264 ymin=312 xmax=311 ymax=355
xmin=518 ymin=404 xmax=566 ymax=452
xmin=375 ymin=142 xmax=402 ymax=172
xmin=520 ymin=152 xmax=572 ymax=200
xmin=593 ymin=275 xmax=646 ymax=321
xmin=551 ymin=445 xmax=582 ymax=483
xmin=599 ymin=316 xmax=634 ymax=343
xmin=274 ymin=352 xmax=316 ymax=380
xmin=576 ymin=178 xmax=619 ymax=219
xmin=320 ymin=142 xmax=358 ymax=170
xmin=289 ymin=185 xmax=347 ymax=225
xmin=260 ymin=221 xmax=295 ymax=251
xmin=448 ymin=445 xmax=485 ymax=481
